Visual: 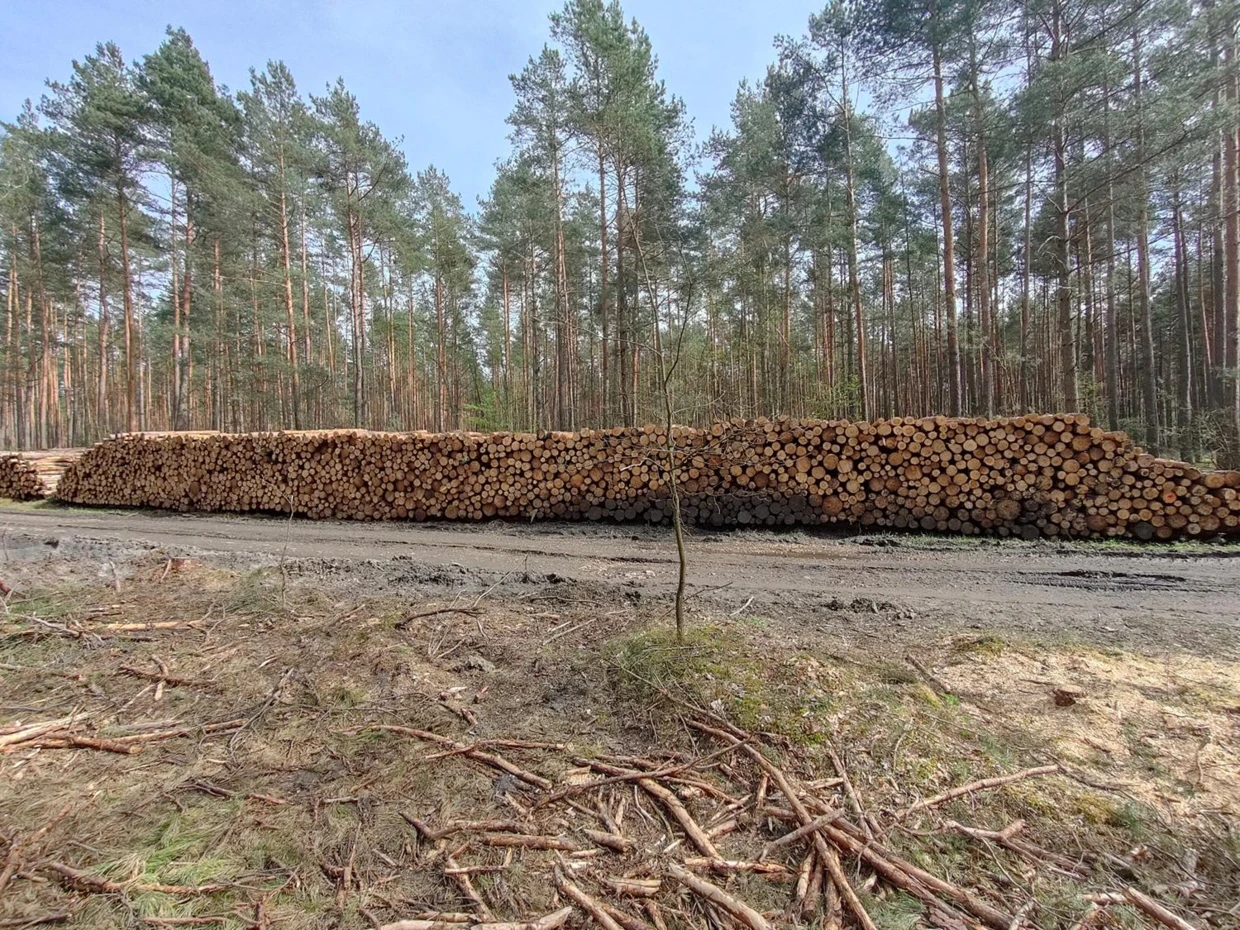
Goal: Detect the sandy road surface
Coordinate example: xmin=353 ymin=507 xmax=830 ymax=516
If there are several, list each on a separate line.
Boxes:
xmin=2 ymin=502 xmax=1238 ymax=654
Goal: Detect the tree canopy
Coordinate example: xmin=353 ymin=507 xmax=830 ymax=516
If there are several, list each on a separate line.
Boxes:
xmin=1 ymin=0 xmax=1238 ymax=463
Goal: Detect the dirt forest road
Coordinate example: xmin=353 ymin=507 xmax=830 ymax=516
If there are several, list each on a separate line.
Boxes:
xmin=2 ymin=502 xmax=1239 ymax=655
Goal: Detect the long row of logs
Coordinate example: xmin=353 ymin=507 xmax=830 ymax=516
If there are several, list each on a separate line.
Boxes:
xmin=0 ymin=454 xmax=47 ymax=501
xmin=53 ymin=415 xmax=1240 ymax=540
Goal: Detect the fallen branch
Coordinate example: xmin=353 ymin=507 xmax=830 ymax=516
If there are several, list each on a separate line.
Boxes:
xmin=599 ymin=903 xmax=652 ymax=930
xmin=486 ymin=909 xmax=575 ymax=930
xmin=602 ymin=877 xmax=660 ymax=898
xmin=682 ymin=857 xmax=793 ymax=879
xmin=555 ymin=866 xmax=625 ymax=930
xmin=686 ymin=719 xmax=892 ymax=930
xmin=386 ymin=917 xmax=473 ymax=927
xmin=444 ymin=865 xmax=509 ymax=876
xmin=44 ymin=861 xmax=226 ymax=895
xmin=0 ymin=840 xmax=19 ymax=901
xmin=95 ymin=620 xmax=203 ymax=633
xmin=0 ymin=716 xmax=81 ymax=749
xmin=759 ymin=811 xmax=844 ymax=859
xmin=408 ymin=820 xmax=529 ymax=842
xmin=899 ymin=766 xmax=1060 ymax=820
xmin=117 ymin=666 xmax=214 ymax=688
xmin=905 ymin=654 xmax=954 ymax=695
xmin=825 ymin=742 xmax=877 ymax=839
xmin=807 ymin=854 xmax=829 ymax=922
xmin=0 ymin=802 xmax=74 ymax=898
xmin=0 ymin=663 xmax=85 ymax=682
xmin=1008 ymin=899 xmax=1037 ymax=930
xmin=438 ymin=700 xmax=479 ymax=727
xmin=543 ymin=617 xmax=599 ymax=645
xmin=185 ymin=780 xmax=288 ymax=807
xmin=1068 ymin=904 xmax=1103 ymax=930
xmin=0 ymin=914 xmax=72 ymax=928
xmin=665 ymin=861 xmax=771 ymax=930
xmin=395 ymin=606 xmax=481 ymax=631
xmin=705 ymin=817 xmax=737 ymax=840
xmin=947 ymin=821 xmax=1090 ymax=877
xmin=28 ymin=734 xmax=141 ymax=754
xmin=426 ymin=740 xmax=566 ymax=761
xmin=109 ymin=718 xmax=246 ymax=745
xmin=370 ymin=726 xmax=551 ymax=790
xmin=635 ymin=778 xmax=718 ymax=858
xmin=827 ymin=816 xmax=1014 ymax=930
xmin=444 ymin=853 xmax=493 ymax=920
xmin=1087 ymin=889 xmax=1200 ymax=930
xmin=578 ymin=758 xmax=718 ymax=858
xmin=583 ymin=830 xmax=632 ymax=854
xmin=546 ymin=742 xmax=740 ymax=806
xmin=481 ymin=834 xmax=578 ymax=851
xmin=379 ymin=908 xmax=573 ymax=930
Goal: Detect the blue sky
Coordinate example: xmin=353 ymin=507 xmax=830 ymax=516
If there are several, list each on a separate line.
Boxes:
xmin=0 ymin=0 xmax=819 ymax=207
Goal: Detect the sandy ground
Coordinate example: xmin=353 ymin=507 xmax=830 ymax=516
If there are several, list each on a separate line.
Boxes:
xmin=1 ymin=502 xmax=1238 ymax=658
xmin=2 ymin=503 xmax=1239 ymax=928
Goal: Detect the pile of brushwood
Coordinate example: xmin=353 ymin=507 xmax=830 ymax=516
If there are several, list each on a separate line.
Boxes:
xmin=2 ymin=699 xmax=1213 ymax=929
xmin=346 ymin=715 xmax=1204 ymax=930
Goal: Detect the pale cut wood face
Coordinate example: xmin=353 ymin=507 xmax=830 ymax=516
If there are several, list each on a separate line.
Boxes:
xmin=44 ymin=415 xmax=1240 ymax=542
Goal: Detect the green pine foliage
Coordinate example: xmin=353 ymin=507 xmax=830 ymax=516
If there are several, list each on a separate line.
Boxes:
xmin=0 ymin=0 xmax=1238 ymax=464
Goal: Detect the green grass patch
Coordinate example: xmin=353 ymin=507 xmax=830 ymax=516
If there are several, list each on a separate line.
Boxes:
xmin=601 ymin=626 xmax=826 ymax=740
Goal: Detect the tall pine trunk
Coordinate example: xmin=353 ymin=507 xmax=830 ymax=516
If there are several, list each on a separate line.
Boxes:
xmin=598 ymin=146 xmax=610 ymax=423
xmin=840 ymin=45 xmax=867 ymax=420
xmin=97 ymin=214 xmax=110 ymax=435
xmin=1172 ymin=181 xmax=1195 ymax=460
xmin=971 ymin=37 xmax=994 ymax=416
xmin=933 ymin=44 xmax=962 ymax=416
xmin=1225 ymin=36 xmax=1240 ymax=462
xmin=1050 ymin=0 xmax=1078 ymax=414
xmin=1133 ymin=29 xmax=1162 ymax=451
xmin=1103 ymin=76 xmax=1123 ymax=431
xmin=118 ymin=184 xmax=136 ymax=433
xmin=279 ymin=158 xmax=301 ymax=430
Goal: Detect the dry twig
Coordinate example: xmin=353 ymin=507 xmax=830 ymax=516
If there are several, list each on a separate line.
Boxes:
xmin=898 ymin=765 xmax=1060 ymax=821
xmin=370 ymin=726 xmax=551 ymax=790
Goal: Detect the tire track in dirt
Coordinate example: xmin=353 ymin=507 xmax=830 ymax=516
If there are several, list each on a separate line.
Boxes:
xmin=2 ymin=504 xmax=1238 ymax=653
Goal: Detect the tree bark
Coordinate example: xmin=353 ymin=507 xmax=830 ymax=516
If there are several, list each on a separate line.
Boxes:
xmin=1225 ymin=36 xmax=1240 ymax=461
xmin=598 ymin=146 xmax=610 ymax=422
xmin=1172 ymin=181 xmax=1195 ymax=459
xmin=97 ymin=214 xmax=110 ymax=434
xmin=1133 ymin=29 xmax=1162 ymax=450
xmin=1050 ymin=0 xmax=1078 ymax=414
xmin=1103 ymin=75 xmax=1123 ymax=431
xmin=933 ymin=43 xmax=962 ymax=416
xmin=278 ymin=155 xmax=302 ymax=430
xmin=117 ymin=184 xmax=136 ymax=433
xmin=971 ymin=36 xmax=994 ymax=416
xmin=841 ymin=48 xmax=868 ymax=420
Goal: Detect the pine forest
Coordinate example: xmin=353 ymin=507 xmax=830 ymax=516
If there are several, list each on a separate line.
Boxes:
xmin=2 ymin=0 xmax=1240 ymax=465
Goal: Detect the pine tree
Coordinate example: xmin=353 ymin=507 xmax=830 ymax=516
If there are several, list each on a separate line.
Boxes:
xmin=42 ymin=42 xmax=151 ymax=434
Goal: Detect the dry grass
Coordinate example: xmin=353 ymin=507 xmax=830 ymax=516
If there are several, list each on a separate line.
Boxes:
xmin=1 ymin=555 xmax=1236 ymax=929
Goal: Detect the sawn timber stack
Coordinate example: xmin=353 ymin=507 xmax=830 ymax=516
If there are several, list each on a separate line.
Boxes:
xmin=0 ymin=454 xmax=48 ymax=501
xmin=54 ymin=415 xmax=1240 ymax=540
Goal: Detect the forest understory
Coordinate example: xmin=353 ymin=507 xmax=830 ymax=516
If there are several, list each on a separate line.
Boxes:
xmin=0 ymin=527 xmax=1237 ymax=929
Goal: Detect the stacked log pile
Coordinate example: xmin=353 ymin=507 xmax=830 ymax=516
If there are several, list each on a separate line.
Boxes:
xmin=55 ymin=415 xmax=1240 ymax=540
xmin=0 ymin=453 xmax=47 ymax=501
